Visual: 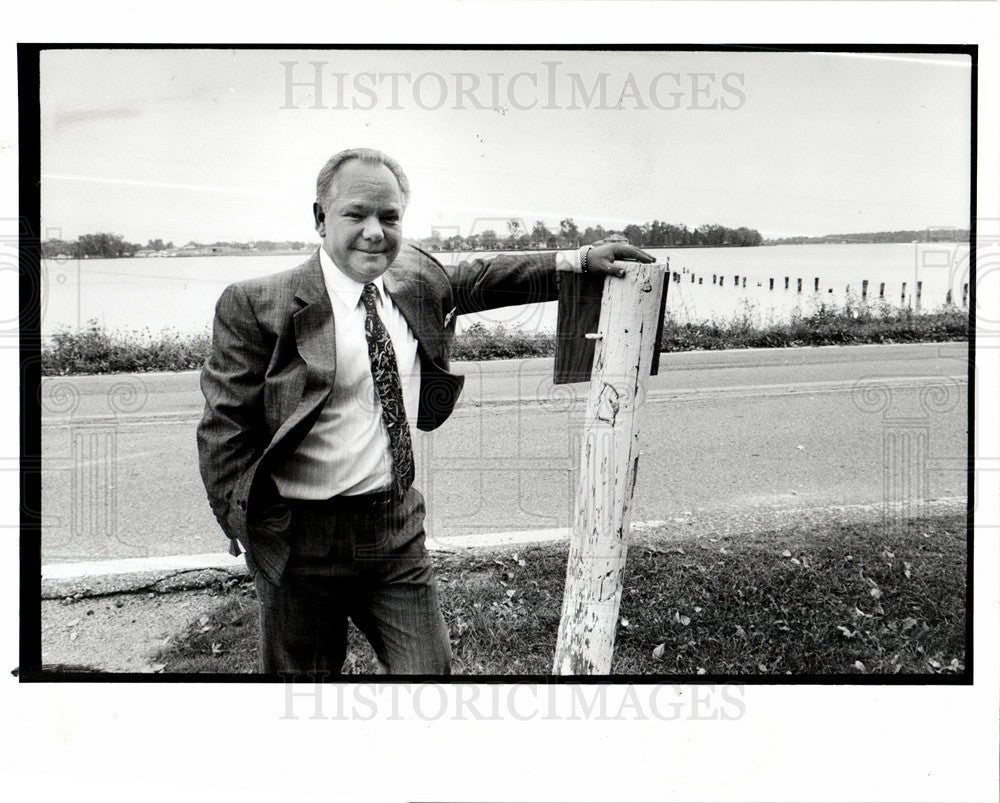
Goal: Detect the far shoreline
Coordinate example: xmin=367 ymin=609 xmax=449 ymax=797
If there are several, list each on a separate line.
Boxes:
xmin=42 ymin=238 xmax=973 ymax=261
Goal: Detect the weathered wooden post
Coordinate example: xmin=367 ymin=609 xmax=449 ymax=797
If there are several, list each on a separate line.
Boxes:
xmin=553 ymin=260 xmax=667 ymax=675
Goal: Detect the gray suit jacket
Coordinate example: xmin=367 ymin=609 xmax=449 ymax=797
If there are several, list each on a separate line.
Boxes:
xmin=197 ymin=244 xmax=597 ymax=584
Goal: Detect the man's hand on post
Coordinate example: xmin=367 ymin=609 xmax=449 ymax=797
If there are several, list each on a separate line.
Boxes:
xmin=555 ymin=242 xmax=656 ymax=278
xmin=585 ymin=242 xmax=656 ymax=278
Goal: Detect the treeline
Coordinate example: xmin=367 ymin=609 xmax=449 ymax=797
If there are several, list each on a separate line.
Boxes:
xmin=417 ymin=219 xmax=763 ymax=251
xmin=40 ymin=224 xmax=966 ymax=260
xmin=766 ymin=229 xmax=970 ymax=245
xmin=193 ymin=239 xmax=312 ymax=252
xmin=40 ymin=235 xmax=312 ymax=259
xmin=42 ymin=219 xmax=765 ymax=260
xmin=41 ymin=233 xmax=168 ymax=259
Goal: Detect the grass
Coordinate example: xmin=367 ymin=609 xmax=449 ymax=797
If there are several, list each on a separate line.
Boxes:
xmin=41 ymin=303 xmax=970 ymax=376
xmin=154 ymin=512 xmax=967 ymax=676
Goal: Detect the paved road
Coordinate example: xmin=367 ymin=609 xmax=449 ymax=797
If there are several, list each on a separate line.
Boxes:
xmin=40 ymin=342 xmax=969 ymax=563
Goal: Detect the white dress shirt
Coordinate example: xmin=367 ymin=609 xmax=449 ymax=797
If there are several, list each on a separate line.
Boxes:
xmin=272 ymin=247 xmax=421 ymax=499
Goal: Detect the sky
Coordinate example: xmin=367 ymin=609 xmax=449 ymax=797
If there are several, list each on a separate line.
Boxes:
xmin=39 ymin=48 xmax=972 ymax=245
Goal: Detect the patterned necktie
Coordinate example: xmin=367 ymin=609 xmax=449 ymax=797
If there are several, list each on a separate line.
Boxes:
xmin=361 ymin=282 xmax=415 ymax=499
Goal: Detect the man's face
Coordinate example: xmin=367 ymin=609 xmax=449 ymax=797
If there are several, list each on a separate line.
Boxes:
xmin=314 ymin=159 xmax=404 ymax=283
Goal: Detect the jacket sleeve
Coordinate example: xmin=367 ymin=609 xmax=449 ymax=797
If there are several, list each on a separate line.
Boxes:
xmin=196 ymin=283 xmax=271 ymax=538
xmin=428 ymin=246 xmax=604 ymax=383
xmin=442 ymin=250 xmax=562 ymax=315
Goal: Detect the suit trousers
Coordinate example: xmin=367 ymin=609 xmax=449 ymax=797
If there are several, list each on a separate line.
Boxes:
xmin=248 ymin=487 xmax=452 ymax=675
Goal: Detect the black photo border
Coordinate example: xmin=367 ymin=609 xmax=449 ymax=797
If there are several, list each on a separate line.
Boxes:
xmin=17 ymin=42 xmax=978 ymax=685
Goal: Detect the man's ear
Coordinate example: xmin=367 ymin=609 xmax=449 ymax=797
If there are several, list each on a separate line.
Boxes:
xmin=312 ymin=202 xmax=325 ymax=233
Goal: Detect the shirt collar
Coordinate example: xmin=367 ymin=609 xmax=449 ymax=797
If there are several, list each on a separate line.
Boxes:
xmin=318 ymin=246 xmax=385 ymax=309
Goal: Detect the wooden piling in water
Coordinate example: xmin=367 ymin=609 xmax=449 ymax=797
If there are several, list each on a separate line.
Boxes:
xmin=769 ymin=278 xmax=774 ymax=290
xmin=796 ymin=278 xmax=802 ymax=293
xmin=784 ymin=277 xmax=789 ymax=290
xmin=814 ymin=278 xmax=820 ymax=292
xmin=879 ymin=282 xmax=885 ymax=299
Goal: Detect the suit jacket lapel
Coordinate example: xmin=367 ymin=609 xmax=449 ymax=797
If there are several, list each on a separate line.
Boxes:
xmin=267 ymin=254 xmax=336 ymax=458
xmin=383 ymin=267 xmax=443 ymax=363
xmin=292 ymin=255 xmax=336 ymax=372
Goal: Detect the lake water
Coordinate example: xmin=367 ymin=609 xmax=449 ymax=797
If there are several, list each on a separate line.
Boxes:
xmin=38 ymin=242 xmax=971 ymax=339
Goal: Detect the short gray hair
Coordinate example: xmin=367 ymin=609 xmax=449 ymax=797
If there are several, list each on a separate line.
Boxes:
xmin=315 ymin=148 xmax=411 ymax=207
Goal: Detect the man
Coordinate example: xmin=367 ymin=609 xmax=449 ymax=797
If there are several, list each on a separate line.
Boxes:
xmin=197 ymin=147 xmax=653 ymax=674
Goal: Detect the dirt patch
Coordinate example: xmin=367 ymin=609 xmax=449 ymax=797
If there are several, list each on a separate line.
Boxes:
xmin=41 ymin=586 xmax=251 ymax=672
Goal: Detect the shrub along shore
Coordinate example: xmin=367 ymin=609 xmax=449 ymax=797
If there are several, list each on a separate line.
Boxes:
xmin=41 ymin=304 xmax=969 ymax=376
